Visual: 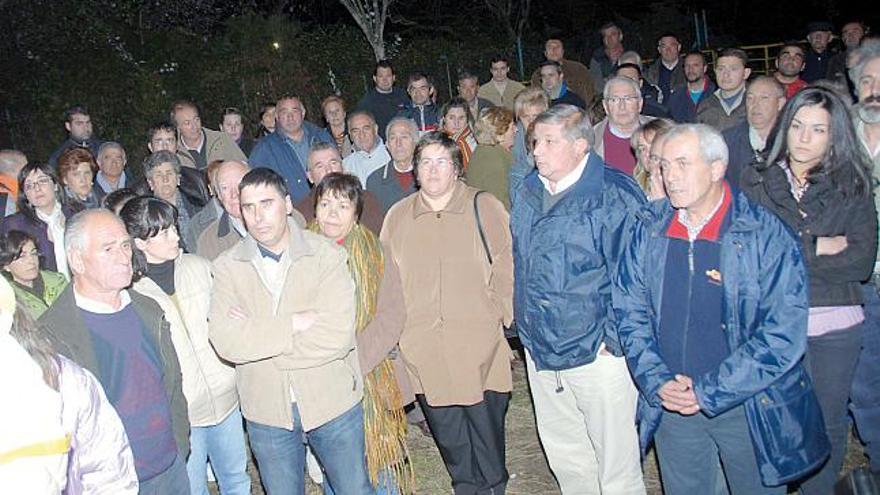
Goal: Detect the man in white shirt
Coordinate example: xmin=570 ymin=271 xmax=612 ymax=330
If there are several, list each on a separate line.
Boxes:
xmin=343 ymin=110 xmax=391 ymax=187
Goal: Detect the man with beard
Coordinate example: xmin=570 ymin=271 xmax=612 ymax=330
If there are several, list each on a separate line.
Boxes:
xmin=667 ymin=51 xmax=717 ymax=124
xmin=850 ymin=40 xmax=880 ymax=477
xmin=774 ymin=43 xmax=808 ymax=99
xmin=803 ymin=21 xmax=835 ymax=83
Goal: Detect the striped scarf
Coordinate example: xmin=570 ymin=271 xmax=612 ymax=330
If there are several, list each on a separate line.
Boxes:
xmin=311 ymin=222 xmax=415 ymax=493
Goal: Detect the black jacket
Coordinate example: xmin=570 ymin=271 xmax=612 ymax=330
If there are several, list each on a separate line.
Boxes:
xmin=741 ymin=163 xmax=877 ymax=307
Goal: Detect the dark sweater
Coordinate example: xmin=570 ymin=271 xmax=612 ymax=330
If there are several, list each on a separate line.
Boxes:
xmin=356 ymin=87 xmax=409 ymax=140
xmin=659 ymin=186 xmax=732 ymax=378
xmin=81 ymin=305 xmax=177 ymax=481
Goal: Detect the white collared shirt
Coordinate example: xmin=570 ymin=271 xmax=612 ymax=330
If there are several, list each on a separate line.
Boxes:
xmin=539 ymin=152 xmax=590 ymax=195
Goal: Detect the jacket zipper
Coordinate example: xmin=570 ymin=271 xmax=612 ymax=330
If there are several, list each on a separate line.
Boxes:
xmin=682 ymin=240 xmax=695 ymax=373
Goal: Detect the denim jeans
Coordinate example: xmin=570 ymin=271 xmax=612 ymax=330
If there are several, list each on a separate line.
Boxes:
xmin=139 ymin=453 xmax=190 ymax=495
xmin=187 ymin=408 xmax=251 ymax=495
xmin=247 ymin=402 xmax=374 ymax=495
xmin=655 ymin=406 xmax=784 ymax=495
xmin=852 ymin=283 xmax=880 ymax=473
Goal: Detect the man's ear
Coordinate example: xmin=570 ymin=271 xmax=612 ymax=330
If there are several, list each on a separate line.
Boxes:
xmin=68 ymin=249 xmax=85 ymax=275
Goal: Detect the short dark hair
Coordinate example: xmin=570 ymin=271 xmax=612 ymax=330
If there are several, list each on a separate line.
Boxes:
xmin=684 ymin=50 xmax=707 ymax=64
xmin=538 ymin=60 xmax=563 ymax=74
xmin=615 ymin=62 xmax=643 ymax=78
xmin=64 ymin=105 xmax=89 ymax=123
xmin=169 ymin=99 xmax=200 ymax=122
xmin=717 ymin=48 xmax=749 ymax=66
xmin=413 ymin=131 xmax=464 ymax=182
xmin=147 ymin=121 xmax=177 ymax=142
xmin=490 ymin=55 xmax=509 ymax=65
xmin=17 ymin=162 xmax=62 ymax=223
xmin=776 ymin=41 xmax=806 ymax=59
xmin=222 ymin=107 xmax=244 ymax=120
xmin=239 ymin=167 xmax=289 ymax=199
xmin=458 ymin=70 xmax=479 ymax=83
xmin=599 ymin=22 xmax=620 ymax=33
xmin=119 ymin=195 xmax=179 ymax=281
xmin=102 ymin=188 xmax=138 ymax=213
xmin=407 ymin=71 xmax=433 ymax=88
xmin=656 ymin=33 xmax=679 ymax=44
xmin=313 ymin=172 xmax=365 ymax=221
xmin=375 ymin=59 xmax=394 ymax=76
xmin=0 ymin=229 xmax=40 ymax=269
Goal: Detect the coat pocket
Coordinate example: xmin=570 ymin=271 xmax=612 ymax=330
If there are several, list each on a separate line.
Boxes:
xmin=745 ymin=366 xmax=830 ymax=486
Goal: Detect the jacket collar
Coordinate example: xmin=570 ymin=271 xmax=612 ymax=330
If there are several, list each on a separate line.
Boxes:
xmin=644 ymin=186 xmax=761 ymax=237
xmin=412 ymin=180 xmax=468 ymax=218
xmin=230 ymin=217 xmax=313 ymax=263
xmin=521 ymin=151 xmax=605 ymax=212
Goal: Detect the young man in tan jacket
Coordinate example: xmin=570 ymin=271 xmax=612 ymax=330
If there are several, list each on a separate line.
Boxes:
xmin=209 ymin=168 xmax=373 ymax=494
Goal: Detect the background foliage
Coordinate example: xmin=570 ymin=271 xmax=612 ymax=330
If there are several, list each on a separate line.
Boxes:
xmin=0 ymin=0 xmax=869 ymax=174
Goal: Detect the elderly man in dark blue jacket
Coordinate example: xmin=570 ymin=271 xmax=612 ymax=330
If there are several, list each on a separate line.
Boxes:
xmin=510 ymin=104 xmax=647 ymax=494
xmin=613 ymin=124 xmax=829 ymax=494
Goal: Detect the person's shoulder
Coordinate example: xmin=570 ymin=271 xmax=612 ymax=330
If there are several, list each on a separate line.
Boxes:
xmin=179 ymin=252 xmax=212 ymax=273
xmin=603 ymin=166 xmax=647 ymax=206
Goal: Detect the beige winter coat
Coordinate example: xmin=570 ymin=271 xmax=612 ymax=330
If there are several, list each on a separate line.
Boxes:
xmin=380 ymin=181 xmax=513 ymax=407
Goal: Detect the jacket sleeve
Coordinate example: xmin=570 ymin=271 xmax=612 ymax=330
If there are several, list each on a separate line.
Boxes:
xmin=218 ymin=132 xmax=247 ymax=162
xmin=478 ymin=193 xmax=515 ymax=326
xmin=357 ymin=247 xmax=406 ymax=375
xmin=209 ymin=256 xmax=300 ymax=363
xmin=612 ymin=219 xmax=676 ymax=405
xmin=63 ymin=360 xmax=138 ymax=494
xmin=280 ymin=245 xmax=357 ymax=369
xmin=802 ymin=194 xmax=877 ymax=283
xmin=694 ymin=219 xmax=810 ymax=416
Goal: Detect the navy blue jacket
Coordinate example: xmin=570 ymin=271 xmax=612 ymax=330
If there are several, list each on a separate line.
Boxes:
xmin=396 ymin=102 xmax=439 ymax=134
xmin=511 ymin=152 xmax=646 ymax=371
xmin=365 ymin=160 xmax=416 ymax=214
xmin=612 ymin=192 xmax=830 ymax=486
xmin=248 ymin=122 xmax=332 ymax=202
xmin=667 ymin=79 xmax=716 ymax=124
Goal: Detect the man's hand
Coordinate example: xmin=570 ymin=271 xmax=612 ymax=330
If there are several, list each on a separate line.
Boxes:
xmin=292 ymin=311 xmax=317 ymax=333
xmin=658 ymin=374 xmax=700 ymax=415
xmin=816 ymin=235 xmax=848 ymax=256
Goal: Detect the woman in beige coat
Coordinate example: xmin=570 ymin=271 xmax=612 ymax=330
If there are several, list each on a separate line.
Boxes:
xmin=380 ymin=132 xmax=514 ymax=495
xmin=120 ymin=196 xmax=249 ymax=495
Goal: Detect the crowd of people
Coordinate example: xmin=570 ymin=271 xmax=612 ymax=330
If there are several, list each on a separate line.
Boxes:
xmin=1 ymin=16 xmax=879 ymax=495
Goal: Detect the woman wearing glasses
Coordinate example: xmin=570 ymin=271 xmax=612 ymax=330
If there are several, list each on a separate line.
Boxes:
xmin=380 ymin=132 xmax=514 ymax=494
xmin=0 ymin=162 xmax=79 ymax=275
xmin=0 ymin=230 xmax=67 ymax=319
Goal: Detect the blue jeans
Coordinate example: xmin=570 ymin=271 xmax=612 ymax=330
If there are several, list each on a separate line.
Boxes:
xmin=247 ymin=402 xmax=374 ymax=495
xmin=187 ymin=408 xmax=251 ymax=495
xmin=655 ymin=406 xmax=784 ymax=495
xmin=139 ymin=453 xmax=190 ymax=495
xmin=800 ymin=324 xmax=863 ymax=494
xmin=852 ymin=284 xmax=880 ymax=473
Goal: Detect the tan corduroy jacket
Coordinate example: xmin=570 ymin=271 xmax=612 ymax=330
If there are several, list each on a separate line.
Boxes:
xmin=380 ymin=181 xmax=513 ymax=407
xmin=209 ymin=219 xmax=362 ymax=431
xmin=176 ymin=128 xmax=246 ymax=169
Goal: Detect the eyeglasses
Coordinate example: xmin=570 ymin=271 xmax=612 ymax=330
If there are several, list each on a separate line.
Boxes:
xmin=605 ymin=95 xmax=641 ymax=105
xmin=24 ymin=177 xmax=54 ymax=192
xmin=417 ymin=157 xmax=454 ymax=169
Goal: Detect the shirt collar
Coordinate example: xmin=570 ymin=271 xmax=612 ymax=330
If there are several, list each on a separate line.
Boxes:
xmin=666 ymin=182 xmax=731 ymax=242
xmin=539 ymin=152 xmax=590 ymax=195
xmin=73 ymin=287 xmax=132 ymax=314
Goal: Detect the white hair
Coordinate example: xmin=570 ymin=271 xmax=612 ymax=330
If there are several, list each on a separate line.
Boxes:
xmin=664 ymin=124 xmax=729 ymax=166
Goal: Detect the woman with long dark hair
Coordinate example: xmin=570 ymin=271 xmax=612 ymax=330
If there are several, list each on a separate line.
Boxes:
xmin=119 ymin=196 xmax=248 ymax=495
xmin=742 ymin=86 xmax=877 ymax=494
xmin=0 ymin=162 xmax=79 ymax=275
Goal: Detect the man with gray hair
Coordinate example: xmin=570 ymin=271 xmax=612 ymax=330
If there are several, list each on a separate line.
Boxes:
xmin=40 ymin=209 xmax=191 ymax=493
xmin=593 ymin=76 xmax=654 ymax=174
xmin=510 ymin=104 xmax=647 ymax=493
xmin=95 ymin=141 xmax=128 ymax=196
xmin=366 ymin=117 xmax=418 ymax=214
xmin=613 ymin=123 xmax=828 ymax=494
xmin=850 ymin=39 xmax=880 ymax=474
xmin=0 ymin=149 xmax=26 ymax=216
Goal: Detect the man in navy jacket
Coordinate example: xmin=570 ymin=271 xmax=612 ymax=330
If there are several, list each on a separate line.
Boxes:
xmin=510 ymin=104 xmax=646 ymax=493
xmin=613 ymin=124 xmax=829 ymax=493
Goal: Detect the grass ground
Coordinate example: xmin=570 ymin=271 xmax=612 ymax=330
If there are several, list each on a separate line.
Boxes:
xmin=214 ymin=358 xmax=869 ymax=494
